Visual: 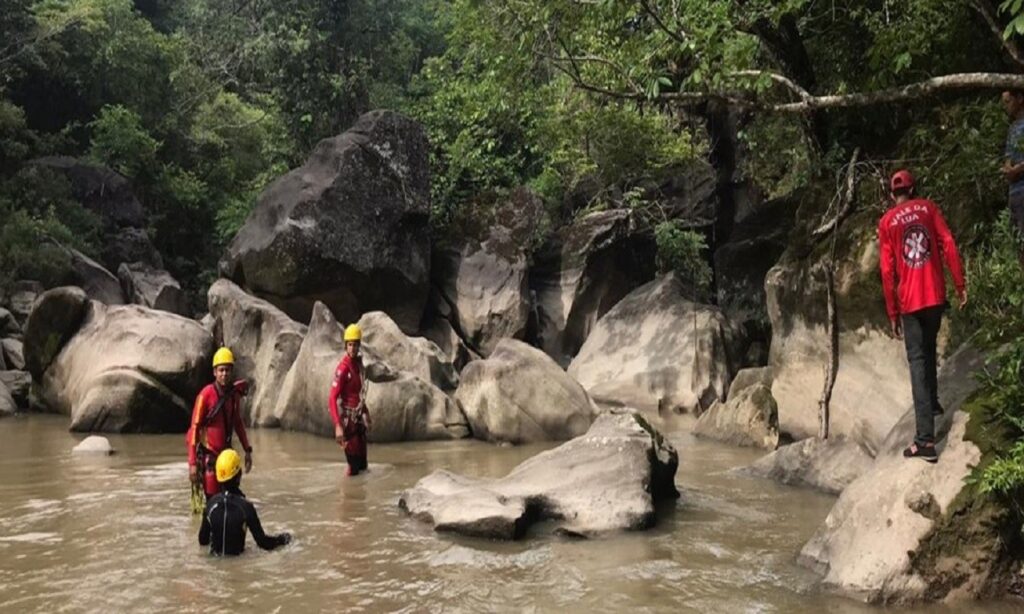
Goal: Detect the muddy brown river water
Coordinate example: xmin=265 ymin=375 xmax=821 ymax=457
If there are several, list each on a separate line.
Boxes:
xmin=0 ymin=415 xmax=1019 ymax=613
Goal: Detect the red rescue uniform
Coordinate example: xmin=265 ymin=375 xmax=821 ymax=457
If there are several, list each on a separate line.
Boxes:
xmin=186 ymin=382 xmax=251 ymax=497
xmin=878 ymin=198 xmax=965 ymax=320
xmin=328 ymin=354 xmax=368 ymax=474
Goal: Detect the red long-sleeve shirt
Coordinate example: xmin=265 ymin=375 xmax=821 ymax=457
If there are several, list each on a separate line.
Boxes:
xmin=328 ymin=354 xmax=363 ymax=427
xmin=878 ymin=198 xmax=965 ymax=320
xmin=186 ymin=383 xmax=251 ymax=466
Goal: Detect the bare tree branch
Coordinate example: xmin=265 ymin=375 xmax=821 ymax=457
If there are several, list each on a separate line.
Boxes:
xmin=590 ymin=71 xmax=1024 ymax=111
xmin=970 ymin=0 xmax=1024 ymax=71
xmin=818 ymin=147 xmax=860 ymax=440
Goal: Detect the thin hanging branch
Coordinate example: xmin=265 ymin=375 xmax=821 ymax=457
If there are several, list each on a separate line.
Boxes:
xmin=819 ymin=148 xmax=860 ymax=440
xmin=970 ymin=0 xmax=1024 ymax=71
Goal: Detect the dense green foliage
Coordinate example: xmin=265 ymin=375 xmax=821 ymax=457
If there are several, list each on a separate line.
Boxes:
xmin=0 ymin=0 xmax=441 ymax=296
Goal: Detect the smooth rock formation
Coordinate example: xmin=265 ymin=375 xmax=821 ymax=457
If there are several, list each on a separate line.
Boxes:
xmin=37 ymin=302 xmax=213 ymax=432
xmin=358 ymin=311 xmax=457 ymax=391
xmin=568 ymin=274 xmax=742 ymax=415
xmin=767 ymin=249 xmax=911 ymax=452
xmin=797 ymin=344 xmax=995 ymax=601
xmin=23 ymin=286 xmax=89 ymax=379
xmin=60 ymin=246 xmax=125 ymax=305
xmin=72 ymin=435 xmax=115 ymax=455
xmin=530 ymin=209 xmax=656 ymax=365
xmin=744 ymin=438 xmax=874 ymax=495
xmin=399 ymin=411 xmax=679 ymax=539
xmin=207 ymin=279 xmax=306 ymax=426
xmin=420 ymin=306 xmax=478 ymax=373
xmin=431 ymin=188 xmax=544 ymax=355
xmin=798 ymin=413 xmax=980 ymax=602
xmin=727 ymin=366 xmax=773 ymax=399
xmin=0 ymin=381 xmax=15 ymax=416
xmin=221 ymin=110 xmax=431 ymax=333
xmin=1 ymin=338 xmax=24 ymax=370
xmin=455 ymin=339 xmax=598 ymax=444
xmin=274 ymin=302 xmax=468 ymax=441
xmin=0 ymin=370 xmax=31 ymax=409
xmin=119 ymin=262 xmax=189 ymax=316
xmin=693 ymin=383 xmax=779 ymax=449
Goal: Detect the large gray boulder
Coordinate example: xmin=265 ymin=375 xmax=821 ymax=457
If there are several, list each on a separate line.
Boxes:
xmin=0 ymin=370 xmax=31 ymax=408
xmin=358 ymin=311 xmax=458 ymax=391
xmin=568 ymin=274 xmax=742 ymax=415
xmin=693 ymin=383 xmax=779 ymax=449
xmin=274 ymin=302 xmax=468 ymax=442
xmin=798 ymin=413 xmax=980 ymax=603
xmin=432 ymin=188 xmax=544 ymax=356
xmin=530 ymin=209 xmax=656 ymax=365
xmin=399 ymin=411 xmax=679 ymax=539
xmin=36 ymin=302 xmax=214 ymax=432
xmin=454 ymin=339 xmax=598 ymax=444
xmin=744 ymin=438 xmax=874 ymax=495
xmin=28 ymin=157 xmax=162 ymax=270
xmin=119 ymin=262 xmax=189 ymax=316
xmin=745 ymin=345 xmax=985 ymax=496
xmin=220 ymin=110 xmax=431 ymax=333
xmin=61 ymin=245 xmax=125 ymax=305
xmin=206 ymin=279 xmax=306 ymax=426
xmin=797 ymin=345 xmax=998 ymax=602
xmin=1 ymin=338 xmax=24 ymax=370
xmin=23 ymin=286 xmax=90 ymax=379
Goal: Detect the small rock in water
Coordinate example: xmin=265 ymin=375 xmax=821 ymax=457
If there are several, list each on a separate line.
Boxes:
xmin=72 ymin=436 xmax=115 ymax=455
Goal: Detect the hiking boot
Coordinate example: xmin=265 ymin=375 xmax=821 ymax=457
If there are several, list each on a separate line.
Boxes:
xmin=903 ymin=443 xmax=938 ymax=463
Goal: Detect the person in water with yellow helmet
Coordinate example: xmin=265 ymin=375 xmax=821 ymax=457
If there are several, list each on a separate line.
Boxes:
xmin=186 ymin=347 xmax=253 ymax=501
xmin=198 ymin=449 xmax=291 ymax=555
xmin=328 ymin=324 xmax=372 ymax=476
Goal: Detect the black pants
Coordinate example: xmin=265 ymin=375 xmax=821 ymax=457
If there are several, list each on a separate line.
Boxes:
xmin=902 ymin=303 xmax=944 ymax=447
xmin=345 ymin=453 xmax=368 ymax=475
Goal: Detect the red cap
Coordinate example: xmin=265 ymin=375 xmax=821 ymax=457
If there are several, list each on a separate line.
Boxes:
xmin=890 ymin=169 xmax=915 ymax=192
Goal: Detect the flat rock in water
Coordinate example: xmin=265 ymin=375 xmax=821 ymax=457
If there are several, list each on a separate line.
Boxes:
xmin=693 ymin=383 xmax=779 ymax=449
xmin=72 ymin=435 xmax=115 ymax=455
xmin=743 ymin=437 xmax=874 ymax=495
xmin=399 ymin=411 xmax=679 ymax=540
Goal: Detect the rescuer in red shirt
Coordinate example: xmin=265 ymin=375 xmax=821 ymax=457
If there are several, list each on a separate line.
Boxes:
xmin=187 ymin=347 xmax=253 ymax=498
xmin=878 ymin=170 xmax=967 ymax=462
xmin=329 ymin=324 xmax=372 ymax=476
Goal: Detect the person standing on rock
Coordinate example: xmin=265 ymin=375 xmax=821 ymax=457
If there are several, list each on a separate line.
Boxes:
xmin=329 ymin=324 xmax=372 ymax=476
xmin=199 ymin=449 xmax=291 ymax=555
xmin=878 ymin=169 xmax=967 ymax=462
xmin=187 ymin=347 xmax=253 ymax=500
xmin=1001 ymin=89 xmax=1024 ymax=265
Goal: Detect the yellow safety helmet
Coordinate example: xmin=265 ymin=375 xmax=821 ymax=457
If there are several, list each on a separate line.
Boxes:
xmin=215 ymin=449 xmax=242 ymax=483
xmin=343 ymin=324 xmax=362 ymax=343
xmin=212 ymin=347 xmax=235 ymax=368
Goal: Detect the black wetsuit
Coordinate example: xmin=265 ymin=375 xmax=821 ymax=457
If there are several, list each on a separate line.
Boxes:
xmin=198 ymin=487 xmax=289 ymax=555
